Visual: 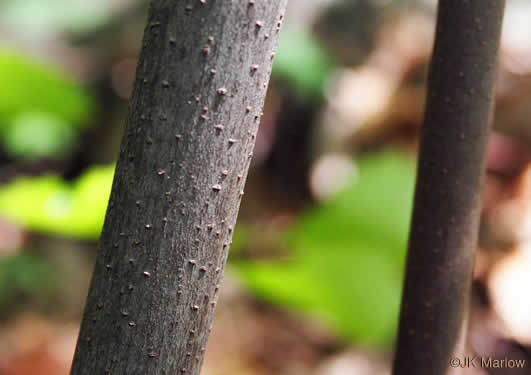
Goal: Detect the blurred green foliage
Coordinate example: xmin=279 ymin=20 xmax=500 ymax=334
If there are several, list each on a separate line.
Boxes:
xmin=4 ymin=112 xmax=79 ymax=159
xmin=0 ymin=165 xmax=114 ymax=239
xmin=0 ymin=13 xmax=412 ymax=346
xmin=0 ymin=49 xmax=92 ymax=159
xmin=0 ymin=253 xmax=53 ymax=312
xmin=0 ymin=153 xmax=415 ymax=346
xmin=233 ymin=152 xmax=416 ymax=347
xmin=272 ymin=32 xmax=334 ymax=101
xmin=0 ymin=0 xmax=113 ymax=36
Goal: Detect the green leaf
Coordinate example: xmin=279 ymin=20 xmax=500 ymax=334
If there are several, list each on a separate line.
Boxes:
xmin=0 ymin=49 xmax=92 ymax=127
xmin=233 ymin=152 xmax=416 ymax=347
xmin=0 ymin=165 xmax=114 ymax=239
xmin=0 ymin=253 xmax=53 ymax=308
xmin=3 ymin=112 xmax=78 ymax=159
xmin=272 ymin=32 xmax=334 ymax=100
xmin=68 ymin=165 xmax=115 ymax=238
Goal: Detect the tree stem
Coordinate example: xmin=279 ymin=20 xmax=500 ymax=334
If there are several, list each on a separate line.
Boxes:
xmin=70 ymin=1 xmax=288 ymax=374
xmin=392 ymin=1 xmax=505 ymax=374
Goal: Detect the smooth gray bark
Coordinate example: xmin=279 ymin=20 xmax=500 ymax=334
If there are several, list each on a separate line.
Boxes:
xmin=392 ymin=1 xmax=505 ymax=375
xmin=70 ymin=1 xmax=288 ymax=374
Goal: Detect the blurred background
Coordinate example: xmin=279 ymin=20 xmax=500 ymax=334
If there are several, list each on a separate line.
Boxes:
xmin=0 ymin=0 xmax=530 ymax=374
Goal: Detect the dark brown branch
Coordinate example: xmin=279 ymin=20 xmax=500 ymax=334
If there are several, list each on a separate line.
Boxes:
xmin=70 ymin=1 xmax=288 ymax=374
xmin=392 ymin=1 xmax=505 ymax=374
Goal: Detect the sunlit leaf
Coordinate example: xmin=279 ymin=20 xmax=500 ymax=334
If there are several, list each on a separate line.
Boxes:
xmin=0 ymin=165 xmax=114 ymax=239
